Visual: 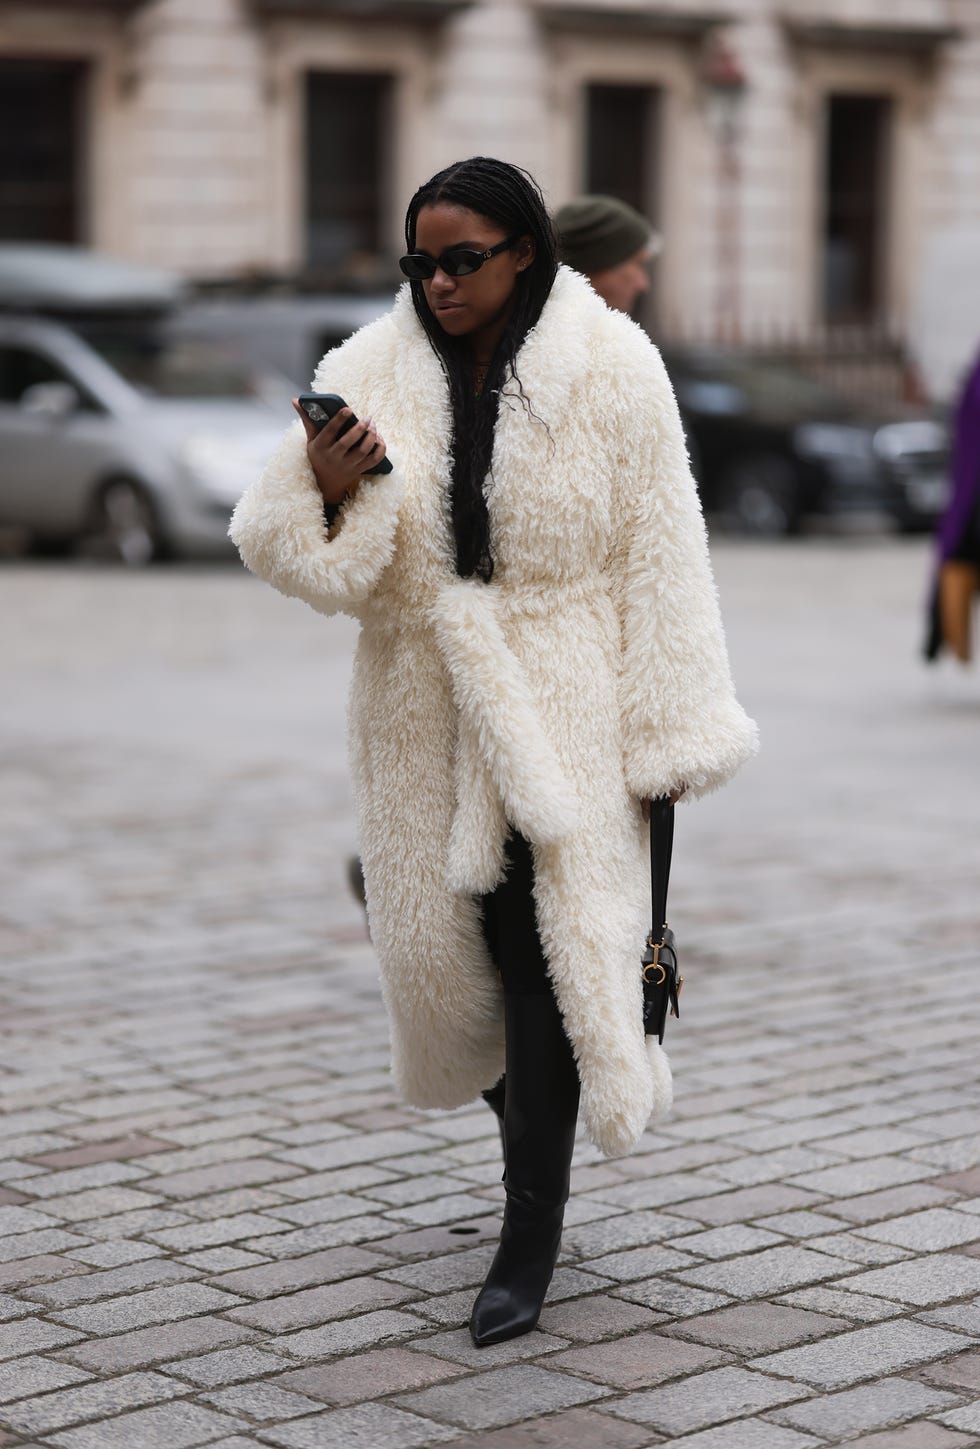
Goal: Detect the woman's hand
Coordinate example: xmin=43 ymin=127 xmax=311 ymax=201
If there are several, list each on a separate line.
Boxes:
xmin=292 ymin=400 xmax=387 ymax=507
xmin=641 ymin=787 xmax=687 ymax=821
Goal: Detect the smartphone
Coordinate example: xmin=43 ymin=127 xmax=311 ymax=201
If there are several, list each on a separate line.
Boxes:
xmin=296 ymin=393 xmax=393 ymax=475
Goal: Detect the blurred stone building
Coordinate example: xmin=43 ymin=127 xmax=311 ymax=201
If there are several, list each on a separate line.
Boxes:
xmin=1 ymin=0 xmax=978 ymax=394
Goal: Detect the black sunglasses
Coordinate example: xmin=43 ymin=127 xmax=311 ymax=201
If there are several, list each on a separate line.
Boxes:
xmin=399 ymin=234 xmax=522 ymax=281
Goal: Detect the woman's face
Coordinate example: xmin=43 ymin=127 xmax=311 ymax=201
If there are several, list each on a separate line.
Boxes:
xmin=414 ymin=203 xmax=534 ymax=344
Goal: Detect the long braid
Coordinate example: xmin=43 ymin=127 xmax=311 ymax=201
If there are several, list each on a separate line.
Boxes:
xmin=404 ymin=157 xmax=559 ymax=582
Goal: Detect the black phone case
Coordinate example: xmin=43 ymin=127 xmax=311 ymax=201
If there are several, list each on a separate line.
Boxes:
xmin=296 ymin=393 xmax=393 ymax=475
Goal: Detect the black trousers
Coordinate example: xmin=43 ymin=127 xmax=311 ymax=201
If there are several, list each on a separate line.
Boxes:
xmin=480 ymin=833 xmax=552 ymax=996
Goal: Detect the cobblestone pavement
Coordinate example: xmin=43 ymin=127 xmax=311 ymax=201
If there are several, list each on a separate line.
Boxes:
xmin=1 ymin=538 xmax=979 ymax=1449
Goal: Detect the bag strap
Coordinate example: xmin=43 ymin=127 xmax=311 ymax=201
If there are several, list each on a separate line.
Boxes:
xmin=648 ymin=796 xmax=674 ymax=946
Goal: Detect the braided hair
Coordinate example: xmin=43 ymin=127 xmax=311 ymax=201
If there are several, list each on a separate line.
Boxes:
xmin=404 ymin=157 xmax=559 ymax=581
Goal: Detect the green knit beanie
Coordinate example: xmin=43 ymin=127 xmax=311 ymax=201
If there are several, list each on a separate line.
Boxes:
xmin=554 ymin=195 xmax=658 ymax=275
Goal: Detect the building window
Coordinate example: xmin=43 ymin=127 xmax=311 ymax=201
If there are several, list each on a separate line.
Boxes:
xmin=0 ymin=58 xmax=88 ymax=243
xmin=584 ymin=83 xmax=661 ymax=321
xmin=585 ymin=83 xmax=660 ymax=222
xmin=304 ymin=71 xmax=393 ymax=275
xmin=822 ymin=93 xmax=891 ymax=325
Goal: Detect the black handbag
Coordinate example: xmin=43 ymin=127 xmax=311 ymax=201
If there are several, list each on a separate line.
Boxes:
xmin=641 ymin=797 xmax=683 ymax=1043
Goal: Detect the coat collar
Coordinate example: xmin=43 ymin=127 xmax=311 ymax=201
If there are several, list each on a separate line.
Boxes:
xmin=390 ymin=264 xmax=603 ymax=429
xmin=386 ymin=266 xmax=608 ymax=584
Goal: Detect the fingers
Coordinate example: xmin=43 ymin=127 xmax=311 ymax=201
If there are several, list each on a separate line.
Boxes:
xmin=361 ymin=428 xmax=387 ymax=463
xmin=343 ymin=418 xmax=386 ymax=467
xmin=300 ymin=404 xmax=359 ymax=448
xmin=297 ymin=400 xmax=387 ymax=494
xmin=318 ymin=410 xmax=383 ymax=459
xmin=291 ymin=399 xmax=319 ymax=443
xmin=317 ymin=406 xmax=355 ymax=446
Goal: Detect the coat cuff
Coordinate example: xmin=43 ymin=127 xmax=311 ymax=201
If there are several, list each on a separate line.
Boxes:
xmin=623 ymin=698 xmax=759 ymax=802
xmin=229 ymin=421 xmax=402 ymax=617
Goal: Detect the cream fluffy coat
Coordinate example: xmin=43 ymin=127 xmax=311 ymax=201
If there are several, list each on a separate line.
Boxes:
xmin=230 ymin=266 xmax=758 ymax=1157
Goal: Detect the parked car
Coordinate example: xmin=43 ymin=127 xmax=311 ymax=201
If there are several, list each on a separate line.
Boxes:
xmin=660 ymin=347 xmax=950 ymax=536
xmin=0 ymin=311 xmax=294 ymax=563
xmin=0 ymin=242 xmax=391 ymax=563
xmin=172 ymin=291 xmax=395 ymax=398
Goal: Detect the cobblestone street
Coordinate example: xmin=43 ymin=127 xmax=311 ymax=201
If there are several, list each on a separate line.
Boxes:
xmin=1 ymin=538 xmax=978 ymax=1448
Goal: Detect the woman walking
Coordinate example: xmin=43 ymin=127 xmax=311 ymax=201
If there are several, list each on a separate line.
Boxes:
xmin=230 ymin=157 xmax=757 ymax=1346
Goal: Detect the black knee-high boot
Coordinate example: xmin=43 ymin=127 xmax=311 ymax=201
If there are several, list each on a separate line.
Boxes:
xmin=470 ymin=989 xmax=580 ymax=1346
xmin=482 ymin=1075 xmax=506 ymax=1159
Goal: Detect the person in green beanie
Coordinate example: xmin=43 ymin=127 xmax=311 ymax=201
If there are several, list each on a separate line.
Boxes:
xmin=554 ymin=194 xmax=662 ymax=314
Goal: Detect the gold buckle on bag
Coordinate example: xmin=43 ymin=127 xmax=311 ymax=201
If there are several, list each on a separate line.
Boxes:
xmin=643 ymin=931 xmax=667 ymax=985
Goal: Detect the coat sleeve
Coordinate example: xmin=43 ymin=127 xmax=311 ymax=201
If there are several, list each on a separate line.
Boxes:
xmin=228 ymin=321 xmax=403 ymax=619
xmin=608 ymin=338 xmax=759 ymax=801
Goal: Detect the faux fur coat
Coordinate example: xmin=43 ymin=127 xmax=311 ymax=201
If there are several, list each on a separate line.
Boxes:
xmin=230 ymin=266 xmax=758 ymax=1158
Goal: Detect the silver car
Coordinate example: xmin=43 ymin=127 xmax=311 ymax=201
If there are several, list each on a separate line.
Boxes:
xmin=0 ymin=312 xmax=291 ymax=564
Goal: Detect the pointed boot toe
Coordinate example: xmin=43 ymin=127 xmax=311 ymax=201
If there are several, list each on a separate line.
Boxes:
xmin=469 ymin=1201 xmax=564 ymax=1347
xmin=470 ymin=1281 xmax=539 ymax=1346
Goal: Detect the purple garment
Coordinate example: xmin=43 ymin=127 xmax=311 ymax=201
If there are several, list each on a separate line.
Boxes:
xmin=938 ymin=349 xmax=980 ymax=562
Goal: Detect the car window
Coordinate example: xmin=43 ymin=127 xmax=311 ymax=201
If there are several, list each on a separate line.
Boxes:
xmin=667 ymin=353 xmax=847 ymax=419
xmin=726 ymin=362 xmax=846 ymax=415
xmin=672 ymin=378 xmax=747 ymax=416
xmin=79 ymin=325 xmax=281 ymax=400
xmin=0 ymin=345 xmax=80 ymax=404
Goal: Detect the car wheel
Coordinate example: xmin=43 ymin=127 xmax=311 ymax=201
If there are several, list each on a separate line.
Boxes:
xmin=86 ymin=479 xmax=165 ymax=566
xmin=718 ymin=456 xmax=800 ymax=538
